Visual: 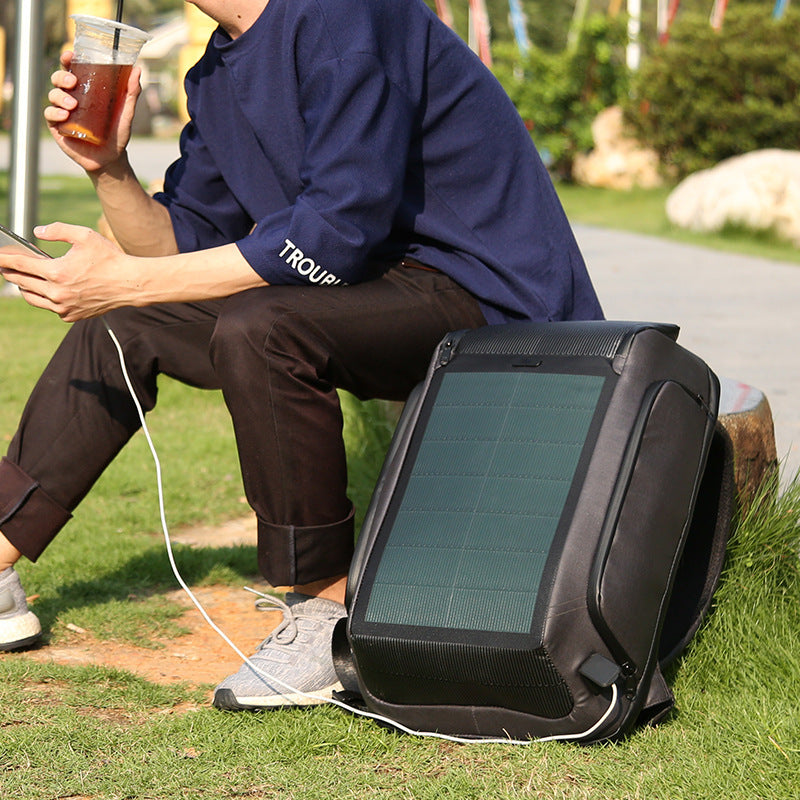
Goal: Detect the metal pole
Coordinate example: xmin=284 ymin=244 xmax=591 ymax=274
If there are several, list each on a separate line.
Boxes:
xmin=9 ymin=0 xmax=43 ymax=239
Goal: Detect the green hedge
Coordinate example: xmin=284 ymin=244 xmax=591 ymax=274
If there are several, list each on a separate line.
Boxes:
xmin=624 ymin=6 xmax=800 ymax=178
xmin=492 ymin=14 xmax=629 ymax=179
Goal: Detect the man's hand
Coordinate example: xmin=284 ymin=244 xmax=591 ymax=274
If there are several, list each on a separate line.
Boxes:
xmin=0 ymin=223 xmax=137 ymax=322
xmin=44 ymin=51 xmax=142 ymax=174
xmin=0 ymin=225 xmax=268 ymax=320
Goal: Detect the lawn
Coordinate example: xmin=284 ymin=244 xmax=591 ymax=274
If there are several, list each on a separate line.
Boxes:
xmin=3 ymin=173 xmax=106 ymax=257
xmin=556 ymin=183 xmax=800 ymax=265
xmin=1 ymin=171 xmax=799 ymax=799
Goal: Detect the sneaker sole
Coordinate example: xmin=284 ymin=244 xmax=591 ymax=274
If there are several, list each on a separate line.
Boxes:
xmin=0 ymin=611 xmax=42 ymax=651
xmin=213 ymin=681 xmax=343 ymax=711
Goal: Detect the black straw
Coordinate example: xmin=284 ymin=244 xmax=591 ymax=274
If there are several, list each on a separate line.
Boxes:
xmin=113 ymin=0 xmax=123 ymax=51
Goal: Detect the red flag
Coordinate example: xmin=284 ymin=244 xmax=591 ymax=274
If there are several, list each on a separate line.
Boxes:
xmin=434 ymin=0 xmax=454 ymax=28
xmin=658 ymin=0 xmax=681 ymax=43
xmin=468 ymin=0 xmax=493 ymax=67
xmin=710 ymin=0 xmax=729 ymax=31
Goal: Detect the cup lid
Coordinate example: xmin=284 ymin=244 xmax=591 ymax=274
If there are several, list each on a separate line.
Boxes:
xmin=70 ymin=14 xmax=152 ymax=42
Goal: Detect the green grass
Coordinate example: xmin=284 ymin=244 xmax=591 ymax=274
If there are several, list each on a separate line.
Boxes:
xmin=1 ymin=171 xmax=799 ymax=798
xmin=0 ymin=479 xmax=798 ymax=799
xmin=2 ymin=173 xmax=105 ymax=257
xmin=555 ymin=183 xmax=800 ymax=265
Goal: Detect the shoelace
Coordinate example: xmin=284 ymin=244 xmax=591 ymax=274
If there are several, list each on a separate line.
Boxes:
xmin=245 ymin=588 xmax=301 ymax=645
xmin=244 ymin=586 xmax=343 ymax=647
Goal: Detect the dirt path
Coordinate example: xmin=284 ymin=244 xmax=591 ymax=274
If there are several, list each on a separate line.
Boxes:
xmin=22 ymin=516 xmax=280 ymax=697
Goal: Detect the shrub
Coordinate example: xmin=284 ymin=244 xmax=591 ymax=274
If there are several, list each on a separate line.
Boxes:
xmin=492 ymin=14 xmax=629 ymax=179
xmin=624 ymin=6 xmax=800 ymax=178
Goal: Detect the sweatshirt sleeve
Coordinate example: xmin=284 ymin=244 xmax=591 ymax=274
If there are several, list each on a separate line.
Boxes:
xmin=153 ymin=119 xmax=256 ymax=253
xmin=236 ymin=52 xmax=416 ymax=286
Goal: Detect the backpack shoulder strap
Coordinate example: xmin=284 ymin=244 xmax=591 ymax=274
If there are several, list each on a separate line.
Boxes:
xmin=658 ymin=421 xmax=736 ymax=669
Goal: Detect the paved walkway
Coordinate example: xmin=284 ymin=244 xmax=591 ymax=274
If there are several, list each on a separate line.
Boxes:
xmin=0 ymin=134 xmax=181 ymax=184
xmin=575 ymin=224 xmax=799 ymax=483
xmin=3 ymin=135 xmax=799 ymax=481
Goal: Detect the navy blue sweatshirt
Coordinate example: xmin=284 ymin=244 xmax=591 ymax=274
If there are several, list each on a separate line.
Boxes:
xmin=154 ymin=0 xmax=603 ymax=325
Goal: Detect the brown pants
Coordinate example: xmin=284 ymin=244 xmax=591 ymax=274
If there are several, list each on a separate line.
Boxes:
xmin=0 ymin=264 xmax=485 ymax=585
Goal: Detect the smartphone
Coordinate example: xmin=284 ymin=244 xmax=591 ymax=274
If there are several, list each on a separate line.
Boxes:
xmin=0 ymin=223 xmax=50 ymax=258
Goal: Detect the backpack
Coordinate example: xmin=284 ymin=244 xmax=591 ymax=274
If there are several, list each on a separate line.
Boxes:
xmin=333 ymin=321 xmax=735 ymax=742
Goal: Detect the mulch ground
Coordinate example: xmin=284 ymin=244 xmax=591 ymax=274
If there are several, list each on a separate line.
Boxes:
xmin=20 ymin=516 xmax=280 ymax=698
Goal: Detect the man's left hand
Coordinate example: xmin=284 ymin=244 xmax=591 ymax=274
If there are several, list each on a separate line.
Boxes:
xmin=0 ymin=223 xmax=137 ymax=322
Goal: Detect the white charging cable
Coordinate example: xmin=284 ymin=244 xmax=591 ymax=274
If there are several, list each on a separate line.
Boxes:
xmin=103 ymin=318 xmax=619 ymax=745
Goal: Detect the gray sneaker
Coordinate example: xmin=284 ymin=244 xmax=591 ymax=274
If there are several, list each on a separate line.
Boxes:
xmin=0 ymin=567 xmax=42 ymax=651
xmin=213 ymin=590 xmax=346 ymax=710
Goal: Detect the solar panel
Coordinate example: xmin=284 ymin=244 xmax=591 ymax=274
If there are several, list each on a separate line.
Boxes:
xmin=364 ymin=369 xmax=606 ymax=634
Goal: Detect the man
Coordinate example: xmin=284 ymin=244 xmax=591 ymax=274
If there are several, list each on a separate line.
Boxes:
xmin=0 ymin=0 xmax=602 ymax=709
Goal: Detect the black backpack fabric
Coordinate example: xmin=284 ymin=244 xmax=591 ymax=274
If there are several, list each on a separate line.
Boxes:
xmin=334 ymin=321 xmax=735 ymax=743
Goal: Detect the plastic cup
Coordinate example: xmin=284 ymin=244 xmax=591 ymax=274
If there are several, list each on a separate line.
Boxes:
xmin=58 ymin=15 xmax=152 ymax=147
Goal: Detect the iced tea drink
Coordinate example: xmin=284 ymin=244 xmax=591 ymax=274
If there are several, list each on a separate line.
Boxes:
xmin=60 ymin=62 xmax=134 ymax=146
xmin=58 ymin=15 xmax=150 ymax=147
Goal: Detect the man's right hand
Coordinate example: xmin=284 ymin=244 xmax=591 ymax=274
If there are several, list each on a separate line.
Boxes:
xmin=43 ymin=50 xmax=143 ymax=175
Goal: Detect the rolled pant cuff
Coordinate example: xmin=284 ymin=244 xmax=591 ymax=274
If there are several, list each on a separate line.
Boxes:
xmin=257 ymin=506 xmax=355 ymax=587
xmin=0 ymin=458 xmax=73 ymax=562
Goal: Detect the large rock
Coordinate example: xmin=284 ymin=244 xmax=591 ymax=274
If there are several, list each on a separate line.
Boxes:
xmin=572 ymin=106 xmax=663 ymax=190
xmin=666 ymin=150 xmax=800 ymax=245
